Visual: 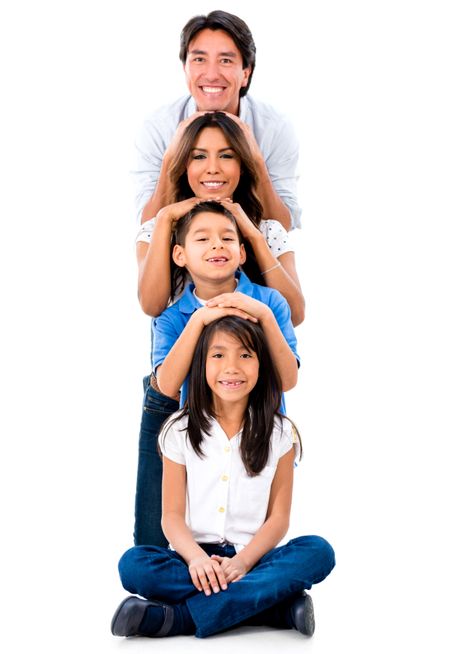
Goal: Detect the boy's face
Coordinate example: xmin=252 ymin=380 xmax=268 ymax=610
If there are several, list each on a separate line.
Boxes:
xmin=172 ymin=212 xmax=246 ymax=284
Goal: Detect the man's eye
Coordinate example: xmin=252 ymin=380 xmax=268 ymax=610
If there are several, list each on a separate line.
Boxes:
xmin=193 ymin=57 xmax=205 ymax=63
xmin=221 ymin=58 xmax=232 ymax=64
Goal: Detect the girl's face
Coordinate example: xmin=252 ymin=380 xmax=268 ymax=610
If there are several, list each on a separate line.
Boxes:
xmin=205 ymin=329 xmax=259 ymax=408
xmin=186 ymin=127 xmax=241 ymax=200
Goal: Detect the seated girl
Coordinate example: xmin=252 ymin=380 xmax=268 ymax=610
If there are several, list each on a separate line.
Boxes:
xmin=112 ymin=316 xmax=334 ymax=639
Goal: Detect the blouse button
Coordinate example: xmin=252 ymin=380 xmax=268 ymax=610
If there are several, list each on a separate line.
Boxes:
xmin=221 ymin=475 xmax=229 ymax=482
xmin=218 ymin=507 xmax=225 ymax=513
xmin=224 ymin=446 xmax=230 ymax=453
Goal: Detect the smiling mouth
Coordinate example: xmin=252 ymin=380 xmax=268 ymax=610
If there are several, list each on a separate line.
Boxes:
xmin=201 ymin=181 xmax=226 ymax=189
xmin=207 ymin=256 xmax=228 ymax=264
xmin=200 ymin=86 xmax=225 ymax=94
xmin=218 ymin=380 xmax=244 ymax=388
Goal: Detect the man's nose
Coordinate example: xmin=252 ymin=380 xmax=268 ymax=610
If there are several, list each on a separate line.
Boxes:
xmin=204 ymin=61 xmax=220 ymax=81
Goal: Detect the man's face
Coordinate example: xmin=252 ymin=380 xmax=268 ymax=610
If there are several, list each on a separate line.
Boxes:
xmin=184 ymin=29 xmax=251 ymax=115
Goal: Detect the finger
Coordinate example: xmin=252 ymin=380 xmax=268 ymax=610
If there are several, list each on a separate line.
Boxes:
xmin=211 ymin=560 xmax=228 ymax=591
xmin=210 ymin=554 xmax=223 ymax=562
xmin=197 ymin=569 xmax=212 ymax=596
xmin=189 ymin=568 xmax=203 ymax=593
xmin=231 ymin=574 xmax=244 ymax=583
xmin=204 ymin=565 xmax=221 ymax=594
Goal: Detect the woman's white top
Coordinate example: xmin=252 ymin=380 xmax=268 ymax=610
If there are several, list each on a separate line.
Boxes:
xmin=159 ymin=413 xmax=300 ymax=552
xmin=136 ymin=217 xmax=294 ymax=258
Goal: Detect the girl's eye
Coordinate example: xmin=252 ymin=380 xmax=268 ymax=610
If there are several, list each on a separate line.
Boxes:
xmin=241 ymin=353 xmax=253 ymax=359
xmin=211 ymin=353 xmax=223 ymax=358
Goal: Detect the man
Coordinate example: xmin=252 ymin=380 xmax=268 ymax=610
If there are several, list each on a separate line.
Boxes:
xmin=133 ymin=10 xmax=301 ymax=231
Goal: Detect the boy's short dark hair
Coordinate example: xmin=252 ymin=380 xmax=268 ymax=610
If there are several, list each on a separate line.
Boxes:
xmin=175 ymin=201 xmax=242 ymax=246
xmin=179 ymin=10 xmax=256 ymax=97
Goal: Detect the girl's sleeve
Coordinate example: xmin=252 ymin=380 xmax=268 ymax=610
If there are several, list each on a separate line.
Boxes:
xmin=158 ymin=419 xmax=186 ymax=465
xmin=277 ymin=417 xmax=301 ymax=463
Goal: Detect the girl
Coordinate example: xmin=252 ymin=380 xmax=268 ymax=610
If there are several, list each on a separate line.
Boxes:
xmin=136 ymin=111 xmax=305 ymax=326
xmin=113 ymin=317 xmax=335 ymax=639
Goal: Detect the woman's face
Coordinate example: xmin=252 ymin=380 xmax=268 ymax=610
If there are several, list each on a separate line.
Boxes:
xmin=186 ymin=127 xmax=241 ymax=200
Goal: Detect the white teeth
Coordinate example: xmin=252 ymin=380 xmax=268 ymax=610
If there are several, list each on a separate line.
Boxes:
xmin=202 ymin=182 xmax=224 ymax=187
xmin=202 ymin=86 xmax=223 ymax=94
xmin=220 ymin=381 xmax=243 ymax=386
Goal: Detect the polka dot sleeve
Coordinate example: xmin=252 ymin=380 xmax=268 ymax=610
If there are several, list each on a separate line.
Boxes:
xmin=258 ymin=220 xmax=294 ymax=257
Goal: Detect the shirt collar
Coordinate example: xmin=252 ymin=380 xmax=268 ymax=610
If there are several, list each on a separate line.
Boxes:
xmin=178 ymin=270 xmax=252 ymax=315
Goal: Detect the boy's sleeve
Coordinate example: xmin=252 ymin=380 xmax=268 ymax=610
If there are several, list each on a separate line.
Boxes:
xmin=152 ymin=309 xmax=184 ymax=371
xmin=269 ymin=291 xmax=300 ymax=366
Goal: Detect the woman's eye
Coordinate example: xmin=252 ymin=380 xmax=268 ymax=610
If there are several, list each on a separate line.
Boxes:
xmin=192 ymin=154 xmax=206 ymax=160
xmin=220 ymin=153 xmax=234 ymax=159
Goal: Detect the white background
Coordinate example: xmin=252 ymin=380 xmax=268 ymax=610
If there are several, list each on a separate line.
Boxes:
xmin=1 ymin=1 xmax=449 ymax=652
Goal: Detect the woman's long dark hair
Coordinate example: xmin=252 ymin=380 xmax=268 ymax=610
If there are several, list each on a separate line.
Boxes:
xmin=168 ymin=112 xmax=264 ymax=298
xmin=162 ymin=316 xmax=301 ymax=476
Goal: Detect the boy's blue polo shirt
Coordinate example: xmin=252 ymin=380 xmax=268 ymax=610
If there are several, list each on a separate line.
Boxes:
xmin=153 ymin=271 xmax=299 ymax=411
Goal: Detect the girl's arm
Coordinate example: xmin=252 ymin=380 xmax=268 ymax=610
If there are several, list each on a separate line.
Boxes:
xmin=156 ymin=305 xmax=257 ymax=398
xmin=205 ymin=293 xmax=298 ymax=391
xmin=220 ymin=201 xmax=305 ymax=326
xmin=212 ymin=447 xmax=295 ymax=582
xmin=137 ymin=197 xmax=200 ymax=316
xmin=162 ymin=456 xmax=228 ymax=595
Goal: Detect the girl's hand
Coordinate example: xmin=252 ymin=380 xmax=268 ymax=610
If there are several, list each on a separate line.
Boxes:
xmin=219 ymin=199 xmax=260 ymax=241
xmin=205 ymin=292 xmax=270 ymax=322
xmin=193 ymin=305 xmax=258 ymax=327
xmin=188 ymin=554 xmax=228 ymax=595
xmin=210 ymin=554 xmax=249 ymax=583
xmin=155 ymin=197 xmax=202 ymax=225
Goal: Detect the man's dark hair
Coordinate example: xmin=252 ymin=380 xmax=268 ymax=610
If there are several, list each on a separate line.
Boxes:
xmin=179 ymin=10 xmax=256 ymax=97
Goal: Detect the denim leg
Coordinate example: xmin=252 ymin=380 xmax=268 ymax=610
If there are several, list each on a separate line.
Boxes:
xmin=133 ymin=376 xmax=179 ymax=546
xmin=186 ymin=535 xmax=335 ymax=638
xmin=119 ymin=545 xmax=200 ymax=603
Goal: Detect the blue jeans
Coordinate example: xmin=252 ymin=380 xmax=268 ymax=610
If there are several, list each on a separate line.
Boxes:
xmin=119 ymin=536 xmax=335 ymax=638
xmin=133 ymin=376 xmax=179 ymax=547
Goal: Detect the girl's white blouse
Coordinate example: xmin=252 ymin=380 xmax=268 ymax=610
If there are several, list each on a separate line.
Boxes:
xmin=159 ymin=413 xmax=300 ymax=552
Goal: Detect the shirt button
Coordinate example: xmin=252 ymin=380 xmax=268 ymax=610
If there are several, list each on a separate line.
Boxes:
xmin=221 ymin=475 xmax=229 ymax=482
xmin=218 ymin=507 xmax=225 ymax=513
xmin=224 ymin=446 xmax=230 ymax=453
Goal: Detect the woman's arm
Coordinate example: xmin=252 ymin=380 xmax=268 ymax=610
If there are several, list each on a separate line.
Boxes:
xmin=137 ymin=197 xmax=201 ymax=316
xmin=219 ymin=202 xmax=305 ymax=325
xmin=212 ymin=448 xmax=295 ymax=581
xmin=162 ymin=456 xmax=228 ymax=594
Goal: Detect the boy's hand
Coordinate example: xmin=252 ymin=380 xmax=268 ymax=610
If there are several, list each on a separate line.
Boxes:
xmin=188 ymin=554 xmax=228 ymax=595
xmin=210 ymin=554 xmax=249 ymax=583
xmin=193 ymin=304 xmax=258 ymax=327
xmin=206 ymin=292 xmax=271 ymax=322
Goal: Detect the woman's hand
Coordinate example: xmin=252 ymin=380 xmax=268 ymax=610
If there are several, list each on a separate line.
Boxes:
xmin=219 ymin=199 xmax=261 ymax=241
xmin=188 ymin=554 xmax=228 ymax=595
xmin=193 ymin=304 xmax=258 ymax=327
xmin=155 ymin=196 xmax=202 ymax=226
xmin=210 ymin=554 xmax=249 ymax=583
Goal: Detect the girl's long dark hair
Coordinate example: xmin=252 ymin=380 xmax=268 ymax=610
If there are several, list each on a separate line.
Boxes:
xmin=168 ymin=112 xmax=264 ymax=299
xmin=162 ymin=316 xmax=301 ymax=476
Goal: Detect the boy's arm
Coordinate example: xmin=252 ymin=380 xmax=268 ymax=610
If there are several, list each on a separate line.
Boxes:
xmin=205 ymin=292 xmax=298 ymax=391
xmin=156 ymin=305 xmax=257 ymax=399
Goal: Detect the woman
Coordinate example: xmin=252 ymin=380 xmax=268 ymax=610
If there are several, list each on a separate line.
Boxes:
xmin=136 ymin=111 xmax=305 ymax=325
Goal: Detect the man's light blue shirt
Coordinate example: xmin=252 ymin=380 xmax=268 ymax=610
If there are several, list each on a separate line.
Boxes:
xmin=133 ymin=95 xmax=301 ymax=229
xmin=153 ymin=271 xmax=299 ymax=412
